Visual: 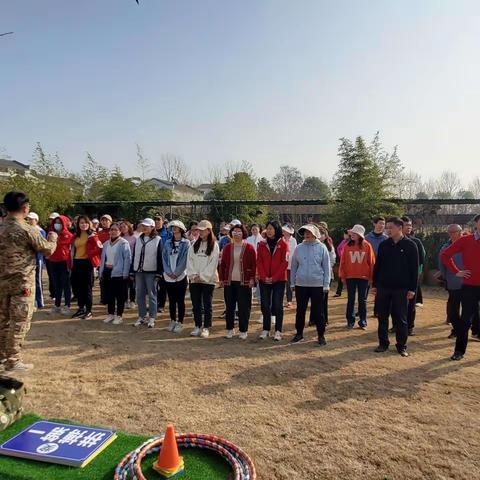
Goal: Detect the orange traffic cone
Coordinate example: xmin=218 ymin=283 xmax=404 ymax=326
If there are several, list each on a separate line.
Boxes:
xmin=153 ymin=424 xmax=185 ymax=478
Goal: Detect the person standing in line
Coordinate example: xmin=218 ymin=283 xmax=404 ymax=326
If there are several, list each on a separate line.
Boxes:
xmin=219 ymin=223 xmax=256 ymax=340
xmin=339 ymin=224 xmax=375 ymax=330
xmin=119 ymin=220 xmax=137 ymax=309
xmin=318 ymin=225 xmax=336 ymax=327
xmin=48 ymin=215 xmax=74 ymax=315
xmin=441 ymin=214 xmax=480 ymax=360
xmin=154 ymin=214 xmax=169 ymax=314
xmin=100 ymin=223 xmax=131 ymax=325
xmin=333 ymin=230 xmax=349 ymax=297
xmin=282 ymin=224 xmax=297 ymax=308
xmin=97 ymin=214 xmax=113 ymax=305
xmin=257 ymin=221 xmax=289 ymax=341
xmin=70 ymin=216 xmax=102 ymax=320
xmin=401 ymin=216 xmax=425 ymax=335
xmin=45 ymin=212 xmax=60 ymax=301
xmin=438 ymin=224 xmax=465 ymax=339
xmin=132 ymin=219 xmax=163 ymax=328
xmin=187 ymin=220 xmax=220 ymax=338
xmin=26 ymin=212 xmax=46 ymax=309
xmin=290 ymin=224 xmax=331 ymax=346
xmin=371 ymin=217 xmax=418 ymax=357
xmin=162 ymin=220 xmax=190 ymax=334
xmin=247 ymin=223 xmax=263 ymax=303
xmin=186 ymin=221 xmax=199 ymax=244
xmin=0 ymin=191 xmax=58 ymax=373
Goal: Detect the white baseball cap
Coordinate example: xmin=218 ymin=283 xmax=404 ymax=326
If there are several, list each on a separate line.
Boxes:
xmin=282 ymin=224 xmax=294 ymax=235
xmin=230 ymin=219 xmax=242 ymax=227
xmin=27 ymin=212 xmax=39 ymax=221
xmin=141 ymin=218 xmax=155 ymax=227
xmin=92 ymin=218 xmax=100 ymax=224
xmin=49 ymin=212 xmax=60 ymax=220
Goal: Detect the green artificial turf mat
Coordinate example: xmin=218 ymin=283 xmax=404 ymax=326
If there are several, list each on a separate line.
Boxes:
xmin=0 ymin=414 xmax=231 ymax=480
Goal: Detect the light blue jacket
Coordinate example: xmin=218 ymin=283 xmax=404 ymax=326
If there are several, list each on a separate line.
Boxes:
xmin=364 ymin=231 xmax=388 ymax=256
xmin=100 ymin=238 xmax=131 ymax=278
xmin=162 ymin=237 xmax=190 ymax=279
xmin=439 ymin=240 xmax=463 ymax=291
xmin=290 ymin=240 xmax=331 ymax=289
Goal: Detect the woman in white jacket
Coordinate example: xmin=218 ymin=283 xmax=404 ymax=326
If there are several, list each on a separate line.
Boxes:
xmin=186 ymin=220 xmax=220 ymax=338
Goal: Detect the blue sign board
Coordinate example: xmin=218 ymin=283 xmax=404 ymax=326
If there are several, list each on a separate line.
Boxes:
xmin=0 ymin=421 xmax=117 ymax=468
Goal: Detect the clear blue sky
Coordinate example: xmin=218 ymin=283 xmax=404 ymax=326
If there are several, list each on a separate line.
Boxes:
xmin=1 ymin=0 xmax=479 ymax=183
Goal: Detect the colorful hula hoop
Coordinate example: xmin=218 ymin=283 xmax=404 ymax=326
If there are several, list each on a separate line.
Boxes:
xmin=114 ymin=432 xmax=256 ymax=480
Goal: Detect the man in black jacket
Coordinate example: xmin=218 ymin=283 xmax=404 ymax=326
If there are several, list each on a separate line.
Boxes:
xmin=372 ymin=217 xmax=419 ymax=357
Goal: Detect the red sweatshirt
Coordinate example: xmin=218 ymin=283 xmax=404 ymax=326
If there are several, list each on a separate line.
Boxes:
xmin=48 ymin=215 xmax=74 ymax=263
xmin=97 ymin=228 xmax=110 ymax=245
xmin=71 ymin=233 xmax=102 ymax=268
xmin=256 ymin=238 xmax=289 ymax=283
xmin=219 ymin=241 xmax=256 ymax=287
xmin=339 ymin=241 xmax=375 ymax=281
xmin=441 ymin=233 xmax=480 ymax=286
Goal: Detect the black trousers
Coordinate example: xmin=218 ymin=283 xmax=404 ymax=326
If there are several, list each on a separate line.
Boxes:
xmin=407 ymin=295 xmax=416 ymax=331
xmin=224 ymin=282 xmax=252 ymax=332
xmin=103 ymin=268 xmax=127 ymax=316
xmin=455 ymin=285 xmax=480 ymax=355
xmin=336 ymin=278 xmax=343 ymax=296
xmin=323 ymin=290 xmax=329 ymax=325
xmin=45 ymin=259 xmax=55 ymax=299
xmin=190 ymin=283 xmax=214 ymax=328
xmin=166 ymin=277 xmax=188 ymax=323
xmin=260 ymin=281 xmax=286 ymax=332
xmin=157 ymin=276 xmax=167 ymax=309
xmin=446 ymin=289 xmax=462 ymax=334
xmin=295 ymin=286 xmax=325 ymax=338
xmin=376 ymin=287 xmax=408 ymax=351
xmin=71 ymin=259 xmax=94 ymax=312
xmin=50 ymin=261 xmax=71 ymax=308
xmin=416 ymin=284 xmax=424 ymax=304
xmin=127 ymin=277 xmax=136 ymax=302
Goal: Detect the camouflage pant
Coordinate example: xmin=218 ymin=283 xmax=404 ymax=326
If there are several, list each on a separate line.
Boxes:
xmin=0 ymin=292 xmax=34 ymax=367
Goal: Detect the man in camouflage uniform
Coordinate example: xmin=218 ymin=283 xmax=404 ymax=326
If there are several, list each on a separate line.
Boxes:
xmin=0 ymin=191 xmax=58 ymax=373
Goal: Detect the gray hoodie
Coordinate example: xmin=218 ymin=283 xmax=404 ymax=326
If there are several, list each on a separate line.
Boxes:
xmin=290 ymin=240 xmax=331 ymax=289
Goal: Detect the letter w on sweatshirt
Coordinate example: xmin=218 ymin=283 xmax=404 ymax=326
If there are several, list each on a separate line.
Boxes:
xmin=349 ymin=251 xmax=366 ymax=263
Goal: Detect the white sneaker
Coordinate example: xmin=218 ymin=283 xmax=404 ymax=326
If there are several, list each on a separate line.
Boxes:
xmin=272 ymin=315 xmax=276 ymax=326
xmin=225 ymin=329 xmax=235 ymax=339
xmin=274 ymin=331 xmax=282 ymax=342
xmin=134 ymin=317 xmax=145 ymax=327
xmin=173 ymin=322 xmax=183 ymax=333
xmin=126 ymin=301 xmax=134 ymax=310
xmin=167 ymin=320 xmax=176 ymax=332
xmin=190 ymin=327 xmax=201 ymax=337
xmin=147 ymin=318 xmax=155 ymax=328
xmin=239 ymin=332 xmax=248 ymax=340
xmin=416 ymin=303 xmax=424 ymax=308
xmin=104 ymin=314 xmax=116 ymax=324
xmin=60 ymin=306 xmax=71 ymax=316
xmin=49 ymin=307 xmax=60 ymax=315
xmin=256 ymin=315 xmax=263 ymax=324
xmin=259 ymin=330 xmax=269 ymax=340
xmin=112 ymin=316 xmax=123 ymax=325
xmin=200 ymin=328 xmax=209 ymax=338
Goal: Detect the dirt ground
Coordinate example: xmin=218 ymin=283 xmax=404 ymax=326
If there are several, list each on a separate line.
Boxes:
xmin=19 ymin=285 xmax=480 ymax=480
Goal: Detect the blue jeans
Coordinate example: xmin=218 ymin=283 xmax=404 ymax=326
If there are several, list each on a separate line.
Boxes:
xmin=346 ymin=278 xmax=369 ymax=326
xmin=135 ymin=273 xmax=158 ymax=319
xmin=35 ymin=260 xmax=44 ymax=308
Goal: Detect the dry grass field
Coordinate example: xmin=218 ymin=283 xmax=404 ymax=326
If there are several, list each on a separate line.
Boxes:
xmin=19 ymin=286 xmax=480 ymax=480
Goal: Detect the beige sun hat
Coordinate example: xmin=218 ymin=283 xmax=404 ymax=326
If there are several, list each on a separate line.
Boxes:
xmin=197 ymin=220 xmax=213 ymax=230
xmin=348 ymin=224 xmax=366 ymax=238
xmin=168 ymin=220 xmax=187 ymax=233
xmin=298 ymin=224 xmax=320 ymax=239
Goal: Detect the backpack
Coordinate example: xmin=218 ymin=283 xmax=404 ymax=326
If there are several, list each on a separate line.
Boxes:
xmin=0 ymin=377 xmax=25 ymax=432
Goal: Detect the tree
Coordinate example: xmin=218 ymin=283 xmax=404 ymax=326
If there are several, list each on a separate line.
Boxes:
xmin=435 ymin=171 xmax=462 ymax=198
xmin=79 ymin=152 xmax=110 ymax=200
xmin=32 ymin=142 xmax=68 ymax=177
xmin=331 ymin=136 xmax=402 ymax=229
xmin=136 ymin=143 xmax=151 ymax=181
xmin=156 ymin=154 xmax=190 ymax=184
xmin=256 ymin=177 xmax=277 ymax=200
xmin=469 ymin=176 xmax=480 ymax=197
xmin=299 ymin=176 xmax=331 ymax=199
xmin=272 ymin=165 xmax=303 ymax=199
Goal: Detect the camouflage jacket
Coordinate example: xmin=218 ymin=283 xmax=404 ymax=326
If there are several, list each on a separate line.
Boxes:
xmin=0 ymin=217 xmax=57 ymax=294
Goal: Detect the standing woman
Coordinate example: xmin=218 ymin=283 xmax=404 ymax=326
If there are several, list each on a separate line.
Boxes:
xmin=257 ymin=221 xmax=289 ymax=341
xmin=318 ymin=226 xmax=336 ymax=326
xmin=100 ymin=223 xmax=131 ymax=325
xmin=290 ymin=224 xmax=331 ymax=345
xmin=219 ymin=224 xmax=256 ymax=340
xmin=247 ymin=224 xmax=263 ymax=303
xmin=186 ymin=220 xmax=220 ymax=338
xmin=132 ymin=219 xmax=163 ymax=328
xmin=162 ymin=220 xmax=190 ymax=333
xmin=48 ymin=215 xmax=74 ymax=315
xmin=120 ymin=220 xmax=137 ymax=309
xmin=334 ymin=230 xmax=350 ymax=297
xmin=339 ymin=225 xmax=375 ymax=329
xmin=282 ymin=225 xmax=297 ymax=308
xmin=70 ymin=216 xmax=102 ymax=320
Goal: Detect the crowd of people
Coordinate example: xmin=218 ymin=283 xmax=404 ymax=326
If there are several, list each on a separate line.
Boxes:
xmin=1 ymin=190 xmax=479 ymax=373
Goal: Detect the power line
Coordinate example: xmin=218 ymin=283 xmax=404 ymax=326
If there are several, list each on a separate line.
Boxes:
xmin=0 ymin=32 xmax=14 ymax=37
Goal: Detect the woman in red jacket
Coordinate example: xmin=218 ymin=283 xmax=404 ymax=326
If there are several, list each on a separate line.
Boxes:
xmin=70 ymin=216 xmax=102 ymax=320
xmin=257 ymin=221 xmax=289 ymax=341
xmin=219 ymin=223 xmax=256 ymax=340
xmin=48 ymin=215 xmax=74 ymax=315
